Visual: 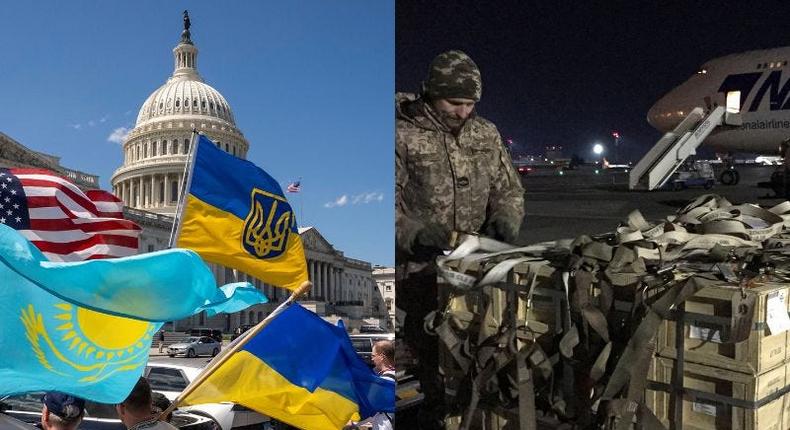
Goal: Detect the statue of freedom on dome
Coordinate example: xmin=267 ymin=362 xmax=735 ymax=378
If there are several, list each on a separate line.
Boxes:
xmin=181 ymin=10 xmax=192 ymax=43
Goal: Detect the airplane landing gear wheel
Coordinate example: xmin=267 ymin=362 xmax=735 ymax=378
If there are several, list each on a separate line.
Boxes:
xmin=720 ymin=169 xmax=740 ymax=185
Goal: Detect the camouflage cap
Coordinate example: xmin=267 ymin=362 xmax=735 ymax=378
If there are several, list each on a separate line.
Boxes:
xmin=424 ymin=50 xmax=482 ymax=102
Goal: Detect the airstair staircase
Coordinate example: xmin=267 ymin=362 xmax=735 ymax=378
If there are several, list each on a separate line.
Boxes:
xmin=629 ymin=106 xmax=727 ymax=190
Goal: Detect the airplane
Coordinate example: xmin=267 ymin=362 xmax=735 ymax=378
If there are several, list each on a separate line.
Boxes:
xmin=602 ymin=157 xmax=630 ymax=171
xmin=645 ymin=46 xmax=790 ymax=186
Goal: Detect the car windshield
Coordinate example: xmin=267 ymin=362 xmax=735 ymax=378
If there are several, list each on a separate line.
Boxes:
xmin=1 ymin=392 xmax=118 ymax=419
xmin=185 ymin=337 xmax=201 ymax=343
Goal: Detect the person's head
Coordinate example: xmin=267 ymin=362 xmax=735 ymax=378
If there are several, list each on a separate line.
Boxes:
xmin=151 ymin=391 xmax=173 ymax=423
xmin=41 ymin=392 xmax=85 ymax=430
xmin=372 ymin=340 xmax=395 ymax=372
xmin=116 ymin=377 xmax=154 ymax=428
xmin=422 ymin=50 xmax=482 ymax=130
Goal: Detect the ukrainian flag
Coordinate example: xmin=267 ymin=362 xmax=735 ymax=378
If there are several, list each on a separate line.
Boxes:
xmin=177 ymin=135 xmax=309 ymax=291
xmin=181 ymin=303 xmax=395 ymax=430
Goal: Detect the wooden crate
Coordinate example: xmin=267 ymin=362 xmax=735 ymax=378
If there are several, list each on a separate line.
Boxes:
xmin=657 ymin=282 xmax=790 ymax=375
xmin=645 ymin=357 xmax=789 ymax=430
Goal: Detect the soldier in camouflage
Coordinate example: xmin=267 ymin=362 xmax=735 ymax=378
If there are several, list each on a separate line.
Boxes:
xmin=395 ymin=50 xmax=525 ymax=429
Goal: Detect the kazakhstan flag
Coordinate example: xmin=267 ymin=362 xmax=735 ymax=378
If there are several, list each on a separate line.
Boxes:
xmin=177 ymin=135 xmax=309 ymax=291
xmin=0 ymin=224 xmax=267 ymax=403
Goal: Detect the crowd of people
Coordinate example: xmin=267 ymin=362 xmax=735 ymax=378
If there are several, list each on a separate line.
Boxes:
xmin=37 ymin=378 xmax=176 ymax=430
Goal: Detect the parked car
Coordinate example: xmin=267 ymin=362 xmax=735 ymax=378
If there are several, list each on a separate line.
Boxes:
xmin=230 ymin=324 xmax=255 ymax=342
xmin=0 ymin=412 xmax=36 ymax=430
xmin=359 ymin=324 xmax=386 ymax=334
xmin=168 ymin=336 xmax=221 ymax=358
xmin=348 ymin=333 xmax=395 ymax=367
xmin=145 ymin=362 xmax=271 ymax=430
xmin=189 ymin=328 xmax=223 ymax=343
xmin=0 ymin=392 xmax=218 ymax=430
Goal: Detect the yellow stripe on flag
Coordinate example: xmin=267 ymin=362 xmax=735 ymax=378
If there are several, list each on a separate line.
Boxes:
xmin=181 ymin=351 xmax=360 ymax=430
xmin=177 ymin=195 xmax=308 ymax=291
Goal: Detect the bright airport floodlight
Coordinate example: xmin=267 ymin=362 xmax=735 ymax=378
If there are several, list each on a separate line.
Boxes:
xmin=593 ymin=143 xmax=604 ymax=155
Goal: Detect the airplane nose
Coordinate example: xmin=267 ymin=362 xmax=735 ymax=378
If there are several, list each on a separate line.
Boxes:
xmin=647 ymin=96 xmax=676 ymax=133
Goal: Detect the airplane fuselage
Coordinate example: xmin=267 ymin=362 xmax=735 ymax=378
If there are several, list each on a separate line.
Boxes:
xmin=648 ymin=46 xmax=790 ymax=155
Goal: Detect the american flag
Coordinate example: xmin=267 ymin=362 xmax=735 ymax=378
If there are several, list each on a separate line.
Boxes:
xmin=0 ymin=168 xmax=141 ymax=261
xmin=287 ymin=180 xmax=301 ymax=193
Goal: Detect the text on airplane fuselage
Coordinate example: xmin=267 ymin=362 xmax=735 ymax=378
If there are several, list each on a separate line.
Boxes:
xmin=718 ymin=70 xmax=790 ymax=112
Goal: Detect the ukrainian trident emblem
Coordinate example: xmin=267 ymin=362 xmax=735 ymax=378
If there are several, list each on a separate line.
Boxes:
xmin=242 ymin=188 xmax=296 ymax=259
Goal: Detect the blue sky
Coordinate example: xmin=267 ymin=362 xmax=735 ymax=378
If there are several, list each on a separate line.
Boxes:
xmin=0 ymin=2 xmax=394 ymax=266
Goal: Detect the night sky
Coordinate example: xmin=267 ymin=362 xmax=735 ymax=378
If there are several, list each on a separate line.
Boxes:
xmin=397 ymin=2 xmax=790 ymax=163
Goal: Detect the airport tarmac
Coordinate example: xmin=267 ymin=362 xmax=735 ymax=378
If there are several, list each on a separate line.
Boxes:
xmin=518 ymin=164 xmax=785 ymax=245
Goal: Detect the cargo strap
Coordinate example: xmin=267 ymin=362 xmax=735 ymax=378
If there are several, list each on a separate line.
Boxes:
xmin=433 ymin=194 xmax=790 ymax=428
xmin=646 ymin=379 xmax=790 ymax=410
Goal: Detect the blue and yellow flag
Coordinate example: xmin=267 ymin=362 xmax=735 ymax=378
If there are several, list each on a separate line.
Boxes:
xmin=182 ymin=303 xmax=395 ymax=430
xmin=177 ymin=135 xmax=309 ymax=291
xmin=0 ymin=224 xmax=267 ymax=403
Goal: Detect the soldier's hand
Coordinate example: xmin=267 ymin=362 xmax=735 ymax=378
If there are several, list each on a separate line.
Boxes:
xmin=483 ymin=216 xmax=520 ymax=244
xmin=414 ymin=223 xmax=450 ymax=250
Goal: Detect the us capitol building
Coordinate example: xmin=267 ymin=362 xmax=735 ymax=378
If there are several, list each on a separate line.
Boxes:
xmin=1 ymin=14 xmax=393 ymax=333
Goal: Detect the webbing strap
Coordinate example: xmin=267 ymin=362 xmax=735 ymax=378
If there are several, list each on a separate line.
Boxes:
xmin=613 ymin=339 xmax=656 ymax=430
xmin=603 ymin=275 xmax=716 ymax=399
xmin=574 ymin=270 xmax=610 ymax=343
xmin=516 ymin=344 xmax=537 ymax=430
xmin=646 ymin=379 xmax=790 ymax=410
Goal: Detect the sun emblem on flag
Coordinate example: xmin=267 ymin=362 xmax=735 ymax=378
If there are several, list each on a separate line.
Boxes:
xmin=21 ymin=303 xmax=155 ymax=382
xmin=242 ymin=188 xmax=296 ymax=259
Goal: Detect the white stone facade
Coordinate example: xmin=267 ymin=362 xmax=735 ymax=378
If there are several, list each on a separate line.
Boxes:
xmin=110 ymin=26 xmax=249 ymax=216
xmin=372 ymin=266 xmax=396 ymax=331
xmin=105 ymin=19 xmax=386 ymax=334
xmin=0 ymin=132 xmax=99 ymax=190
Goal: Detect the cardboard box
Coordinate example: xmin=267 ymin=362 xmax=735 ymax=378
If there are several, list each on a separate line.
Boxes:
xmin=646 ymin=357 xmax=789 ymax=430
xmin=657 ymin=282 xmax=790 ymax=375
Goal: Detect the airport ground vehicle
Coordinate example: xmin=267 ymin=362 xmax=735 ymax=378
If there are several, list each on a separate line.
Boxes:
xmin=168 ymin=336 xmax=221 ymax=358
xmin=665 ymin=160 xmax=716 ymax=190
xmin=145 ymin=362 xmax=270 ymax=430
xmin=348 ymin=333 xmax=395 ymax=367
xmin=1 ymin=392 xmax=218 ymax=430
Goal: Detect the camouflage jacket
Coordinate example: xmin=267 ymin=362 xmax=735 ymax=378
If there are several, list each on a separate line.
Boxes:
xmin=396 ymin=93 xmax=524 ymax=256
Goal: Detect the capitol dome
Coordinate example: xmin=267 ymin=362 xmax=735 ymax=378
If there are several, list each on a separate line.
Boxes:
xmin=111 ymin=14 xmax=249 ymax=217
xmin=136 ymin=79 xmax=236 ymax=126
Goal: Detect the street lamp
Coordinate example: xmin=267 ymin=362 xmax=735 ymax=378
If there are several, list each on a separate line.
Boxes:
xmin=593 ymin=143 xmax=604 ymax=155
xmin=593 ymin=143 xmax=604 ymax=166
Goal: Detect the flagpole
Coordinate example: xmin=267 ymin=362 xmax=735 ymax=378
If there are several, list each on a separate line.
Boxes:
xmin=298 ymin=177 xmax=303 ymax=225
xmin=168 ymin=129 xmax=200 ymax=248
xmin=159 ymin=280 xmax=313 ymax=419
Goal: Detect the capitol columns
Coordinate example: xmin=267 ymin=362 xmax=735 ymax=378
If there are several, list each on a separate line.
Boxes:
xmin=324 ymin=263 xmax=330 ymax=301
xmin=139 ymin=176 xmax=144 ymax=207
xmin=164 ymin=173 xmax=171 ymax=204
xmin=308 ymin=260 xmax=315 ymax=298
xmin=316 ymin=261 xmax=323 ymax=300
xmin=324 ymin=262 xmax=330 ymax=300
